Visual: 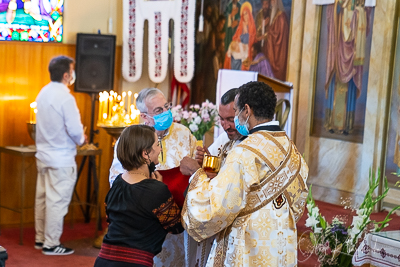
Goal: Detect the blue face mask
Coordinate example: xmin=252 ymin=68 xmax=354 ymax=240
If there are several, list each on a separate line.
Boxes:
xmin=234 ymin=109 xmax=249 ymax=136
xmin=152 ymin=109 xmax=173 ymax=131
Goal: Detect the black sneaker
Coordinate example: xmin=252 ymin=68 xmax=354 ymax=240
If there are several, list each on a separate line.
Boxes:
xmin=34 ymin=242 xmax=43 ymax=250
xmin=42 ymin=245 xmax=74 ymax=255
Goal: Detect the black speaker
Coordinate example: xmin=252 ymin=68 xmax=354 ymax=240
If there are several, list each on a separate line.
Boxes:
xmin=74 ymin=33 xmax=116 ymax=93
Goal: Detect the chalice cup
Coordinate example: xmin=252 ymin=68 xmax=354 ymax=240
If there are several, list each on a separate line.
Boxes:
xmin=202 ymin=154 xmax=221 ymax=173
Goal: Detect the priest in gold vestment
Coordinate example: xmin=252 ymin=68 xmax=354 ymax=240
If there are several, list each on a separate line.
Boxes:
xmin=180 ymin=81 xmax=309 ymax=267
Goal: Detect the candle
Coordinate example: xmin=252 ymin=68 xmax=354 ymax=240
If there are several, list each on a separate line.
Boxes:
xmin=134 ymin=93 xmax=138 ymax=108
xmin=127 ymin=91 xmax=132 ymax=116
xmin=112 ymin=105 xmax=117 ymax=118
xmin=109 ymin=96 xmax=113 ymax=119
xmin=122 ymin=91 xmax=126 ymax=111
xmin=33 ymin=108 xmax=37 ymax=124
xmin=130 ymin=105 xmax=135 ymax=121
xmin=98 ymin=93 xmax=103 ymax=124
xmin=30 ymin=102 xmax=37 ymax=124
xmin=103 ymin=91 xmax=109 ymax=122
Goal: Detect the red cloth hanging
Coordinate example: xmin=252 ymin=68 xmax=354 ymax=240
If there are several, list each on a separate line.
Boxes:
xmin=171 ymin=76 xmax=190 ymax=108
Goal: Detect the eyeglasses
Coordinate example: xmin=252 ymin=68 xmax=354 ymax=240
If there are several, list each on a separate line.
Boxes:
xmin=145 ymin=102 xmax=172 ymax=117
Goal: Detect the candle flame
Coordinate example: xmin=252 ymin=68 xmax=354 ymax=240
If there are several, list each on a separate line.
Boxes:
xmin=128 ymin=91 xmax=132 ymax=96
xmin=122 ymin=92 xmax=126 ymax=97
xmin=30 ymin=102 xmax=37 ymax=108
xmin=134 ymin=93 xmax=138 ymax=98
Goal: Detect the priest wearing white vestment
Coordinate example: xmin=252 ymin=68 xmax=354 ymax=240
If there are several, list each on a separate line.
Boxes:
xmin=189 ymin=88 xmax=243 ymax=267
xmin=180 ymin=81 xmax=309 ymax=267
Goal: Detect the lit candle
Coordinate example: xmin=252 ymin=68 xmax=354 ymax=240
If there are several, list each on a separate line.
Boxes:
xmin=122 ymin=91 xmax=126 ymax=111
xmin=33 ymin=108 xmax=37 ymax=124
xmin=134 ymin=93 xmax=138 ymax=108
xmin=109 ymin=96 xmax=113 ymax=120
xmin=98 ymin=93 xmax=103 ymax=124
xmin=130 ymin=105 xmax=135 ymax=121
xmin=112 ymin=105 xmax=117 ymax=119
xmin=127 ymin=91 xmax=132 ymax=116
xmin=30 ymin=102 xmax=37 ymax=124
xmin=103 ymin=92 xmax=109 ymax=122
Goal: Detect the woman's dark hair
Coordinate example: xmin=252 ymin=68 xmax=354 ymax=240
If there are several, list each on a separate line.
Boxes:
xmin=117 ymin=125 xmax=156 ymax=171
xmin=48 ymin=56 xmax=74 ymax=82
xmin=236 ymin=81 xmax=277 ymax=120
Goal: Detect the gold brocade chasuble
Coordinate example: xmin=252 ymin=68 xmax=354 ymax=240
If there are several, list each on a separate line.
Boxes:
xmin=182 ymin=130 xmax=309 ymax=267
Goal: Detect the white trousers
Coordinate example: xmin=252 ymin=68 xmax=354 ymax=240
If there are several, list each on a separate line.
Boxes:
xmin=34 ymin=159 xmax=77 ymax=248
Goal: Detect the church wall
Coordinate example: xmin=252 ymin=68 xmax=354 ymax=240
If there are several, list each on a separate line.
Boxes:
xmin=296 ymin=1 xmax=399 ymax=206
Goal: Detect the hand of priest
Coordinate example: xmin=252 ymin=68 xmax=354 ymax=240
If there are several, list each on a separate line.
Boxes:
xmin=195 ymin=146 xmax=211 ymax=166
xmin=180 ymin=157 xmax=201 ymax=176
xmin=151 ymin=171 xmax=163 ymax=182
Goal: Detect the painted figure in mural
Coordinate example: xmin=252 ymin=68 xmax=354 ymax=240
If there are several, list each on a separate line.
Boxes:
xmin=324 ymin=0 xmax=372 ymax=135
xmin=224 ymin=2 xmax=256 ymax=71
xmin=248 ymin=41 xmax=274 ymax=77
xmin=255 ymin=0 xmax=271 ymax=48
xmin=224 ymin=0 xmax=241 ymax=52
xmin=261 ymin=0 xmax=289 ymax=81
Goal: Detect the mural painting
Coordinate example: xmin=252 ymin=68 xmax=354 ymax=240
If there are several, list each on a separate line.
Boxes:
xmin=191 ymin=0 xmax=292 ymax=104
xmin=312 ymin=1 xmax=374 ymax=143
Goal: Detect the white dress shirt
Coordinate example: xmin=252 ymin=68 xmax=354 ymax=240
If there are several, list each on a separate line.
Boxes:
xmin=35 ymin=82 xmax=85 ymax=168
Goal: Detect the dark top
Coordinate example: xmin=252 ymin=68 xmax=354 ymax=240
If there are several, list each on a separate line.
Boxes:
xmin=103 ymin=174 xmax=184 ymax=255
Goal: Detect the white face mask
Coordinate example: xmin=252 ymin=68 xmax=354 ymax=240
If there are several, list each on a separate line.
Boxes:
xmin=69 ymin=70 xmax=76 ymax=86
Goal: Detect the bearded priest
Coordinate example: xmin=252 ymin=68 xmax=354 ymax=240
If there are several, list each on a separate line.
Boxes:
xmin=180 ymin=81 xmax=309 ymax=267
xmin=109 ymin=88 xmax=197 ymax=267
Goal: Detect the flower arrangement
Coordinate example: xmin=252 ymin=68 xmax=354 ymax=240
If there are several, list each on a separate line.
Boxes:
xmin=171 ymin=100 xmax=218 ymax=141
xmin=304 ymin=169 xmax=400 ymax=267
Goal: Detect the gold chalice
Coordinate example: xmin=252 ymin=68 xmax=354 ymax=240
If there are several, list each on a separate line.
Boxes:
xmin=202 ymin=154 xmax=221 ymax=173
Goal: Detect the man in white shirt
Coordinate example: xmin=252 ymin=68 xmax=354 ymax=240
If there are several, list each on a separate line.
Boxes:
xmin=34 ymin=56 xmax=86 ymax=256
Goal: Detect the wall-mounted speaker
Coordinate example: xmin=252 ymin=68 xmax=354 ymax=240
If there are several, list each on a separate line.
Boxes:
xmin=74 ymin=33 xmax=116 ymax=93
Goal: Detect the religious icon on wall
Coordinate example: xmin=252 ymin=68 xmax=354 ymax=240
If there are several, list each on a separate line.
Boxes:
xmin=384 ymin=21 xmax=400 ymax=187
xmin=190 ymin=0 xmax=292 ymax=104
xmin=312 ymin=1 xmax=374 ymax=143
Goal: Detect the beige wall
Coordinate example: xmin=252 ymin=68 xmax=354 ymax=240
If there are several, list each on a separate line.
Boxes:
xmin=63 ymin=0 xmax=170 ymax=96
